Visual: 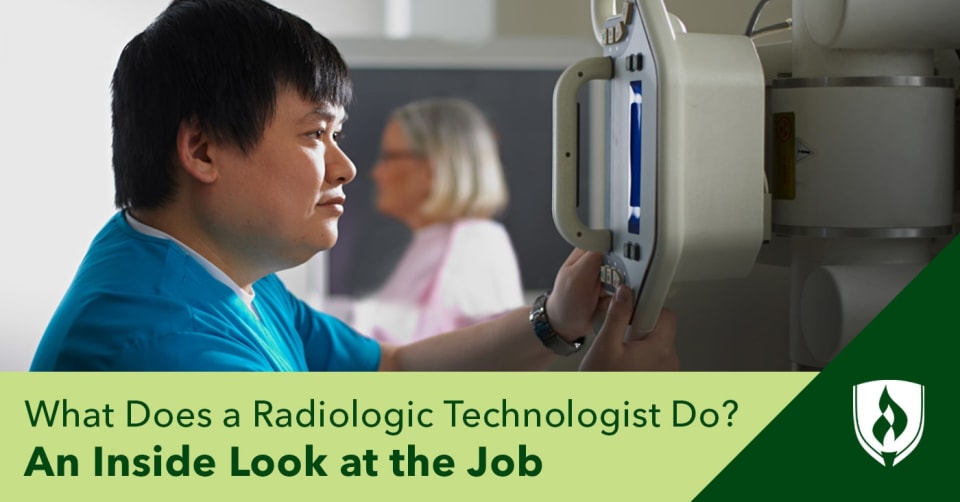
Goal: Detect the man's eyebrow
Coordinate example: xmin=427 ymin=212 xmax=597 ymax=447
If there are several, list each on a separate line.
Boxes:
xmin=305 ymin=108 xmax=348 ymax=124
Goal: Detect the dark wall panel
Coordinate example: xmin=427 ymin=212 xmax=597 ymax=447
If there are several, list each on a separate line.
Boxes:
xmin=330 ymin=68 xmax=578 ymax=296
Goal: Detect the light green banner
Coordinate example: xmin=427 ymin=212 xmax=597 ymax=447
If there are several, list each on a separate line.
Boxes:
xmin=1 ymin=373 xmax=812 ymax=501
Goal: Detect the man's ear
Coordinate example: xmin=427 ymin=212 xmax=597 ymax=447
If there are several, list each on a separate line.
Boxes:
xmin=175 ymin=117 xmax=218 ymax=183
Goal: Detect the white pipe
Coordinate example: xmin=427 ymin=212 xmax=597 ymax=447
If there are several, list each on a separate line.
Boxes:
xmin=792 ymin=0 xmax=937 ymax=77
xmin=804 ymin=0 xmax=960 ymax=49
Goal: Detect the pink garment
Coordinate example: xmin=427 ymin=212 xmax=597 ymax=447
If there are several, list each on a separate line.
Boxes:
xmin=350 ymin=219 xmax=524 ymax=344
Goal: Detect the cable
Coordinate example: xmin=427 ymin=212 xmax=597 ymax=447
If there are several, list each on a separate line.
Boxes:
xmin=750 ymin=19 xmax=793 ymax=40
xmin=745 ymin=0 xmax=775 ymax=37
xmin=746 ymin=1 xmax=776 ymax=203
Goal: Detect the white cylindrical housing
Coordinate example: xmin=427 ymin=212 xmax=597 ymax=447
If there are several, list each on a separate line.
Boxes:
xmin=787 ymin=238 xmax=934 ymax=368
xmin=799 ymin=262 xmax=925 ymax=361
xmin=771 ymin=79 xmax=954 ymax=233
xmin=804 ymin=0 xmax=960 ymax=49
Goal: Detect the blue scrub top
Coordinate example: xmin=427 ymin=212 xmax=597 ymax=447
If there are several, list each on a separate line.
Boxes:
xmin=31 ymin=212 xmax=381 ymax=371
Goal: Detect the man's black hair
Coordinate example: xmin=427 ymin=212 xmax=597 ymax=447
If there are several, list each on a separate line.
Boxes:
xmin=111 ymin=0 xmax=353 ymax=209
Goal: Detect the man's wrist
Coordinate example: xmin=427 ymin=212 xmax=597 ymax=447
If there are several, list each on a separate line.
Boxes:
xmin=529 ymin=291 xmax=584 ymax=356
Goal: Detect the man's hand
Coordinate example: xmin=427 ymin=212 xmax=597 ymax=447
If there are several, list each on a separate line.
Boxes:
xmin=544 ymin=249 xmax=605 ymax=341
xmin=579 ymin=285 xmax=679 ymax=371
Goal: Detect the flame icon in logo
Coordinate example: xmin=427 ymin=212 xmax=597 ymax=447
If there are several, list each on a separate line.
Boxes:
xmin=854 ymin=380 xmax=924 ymax=467
xmin=871 ymin=387 xmax=908 ymax=465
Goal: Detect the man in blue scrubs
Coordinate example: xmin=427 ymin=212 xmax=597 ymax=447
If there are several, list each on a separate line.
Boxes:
xmin=31 ymin=0 xmax=678 ymax=372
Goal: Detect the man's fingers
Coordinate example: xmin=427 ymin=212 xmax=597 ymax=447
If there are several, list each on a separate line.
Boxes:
xmin=561 ymin=248 xmax=603 ymax=273
xmin=565 ymin=251 xmax=603 ymax=292
xmin=593 ymin=285 xmax=634 ymax=351
xmin=640 ymin=308 xmax=677 ymax=345
xmin=560 ymin=247 xmax=588 ymax=268
xmin=595 ymin=293 xmax=613 ymax=315
xmin=623 ymin=307 xmax=680 ymax=371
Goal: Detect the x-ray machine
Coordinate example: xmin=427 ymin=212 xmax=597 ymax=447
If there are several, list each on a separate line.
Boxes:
xmin=552 ymin=0 xmax=960 ymax=369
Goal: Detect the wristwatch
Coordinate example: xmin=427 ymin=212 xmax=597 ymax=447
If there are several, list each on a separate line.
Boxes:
xmin=529 ymin=291 xmax=585 ymax=356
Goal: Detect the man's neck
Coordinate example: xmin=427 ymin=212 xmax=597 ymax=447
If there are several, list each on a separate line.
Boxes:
xmin=128 ymin=206 xmax=259 ymax=293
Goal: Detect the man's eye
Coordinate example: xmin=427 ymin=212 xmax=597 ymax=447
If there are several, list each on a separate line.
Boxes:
xmin=312 ymin=130 xmax=344 ymax=142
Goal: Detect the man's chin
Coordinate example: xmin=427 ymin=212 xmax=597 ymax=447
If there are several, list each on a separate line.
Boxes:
xmin=283 ymin=237 xmax=336 ymax=273
xmin=314 ymin=225 xmax=339 ymax=251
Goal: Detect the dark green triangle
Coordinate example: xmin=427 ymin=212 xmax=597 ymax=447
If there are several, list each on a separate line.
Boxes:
xmin=695 ymin=236 xmax=960 ymax=501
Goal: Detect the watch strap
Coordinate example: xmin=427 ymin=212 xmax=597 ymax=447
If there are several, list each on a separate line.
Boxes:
xmin=529 ymin=291 xmax=584 ymax=356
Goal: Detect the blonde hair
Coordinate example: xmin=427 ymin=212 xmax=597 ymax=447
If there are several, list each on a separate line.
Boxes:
xmin=390 ymin=98 xmax=509 ymax=220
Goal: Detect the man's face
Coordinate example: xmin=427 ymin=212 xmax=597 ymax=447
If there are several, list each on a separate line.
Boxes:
xmin=206 ymin=87 xmax=355 ymax=273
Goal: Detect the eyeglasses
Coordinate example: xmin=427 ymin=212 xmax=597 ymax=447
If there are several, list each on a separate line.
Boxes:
xmin=377 ymin=150 xmax=426 ymax=163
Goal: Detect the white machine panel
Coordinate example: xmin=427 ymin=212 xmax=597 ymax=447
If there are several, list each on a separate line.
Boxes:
xmin=553 ymin=0 xmax=767 ymax=333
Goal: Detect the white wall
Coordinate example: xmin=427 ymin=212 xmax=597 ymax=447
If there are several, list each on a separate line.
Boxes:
xmin=0 ymin=1 xmax=169 ymax=370
xmin=1 ymin=0 xmax=796 ymax=371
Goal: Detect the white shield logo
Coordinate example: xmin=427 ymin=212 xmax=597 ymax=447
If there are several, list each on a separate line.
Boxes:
xmin=852 ymin=380 xmax=925 ymax=466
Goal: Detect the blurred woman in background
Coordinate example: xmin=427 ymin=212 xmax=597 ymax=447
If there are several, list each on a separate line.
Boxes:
xmin=349 ymin=98 xmax=525 ymax=344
